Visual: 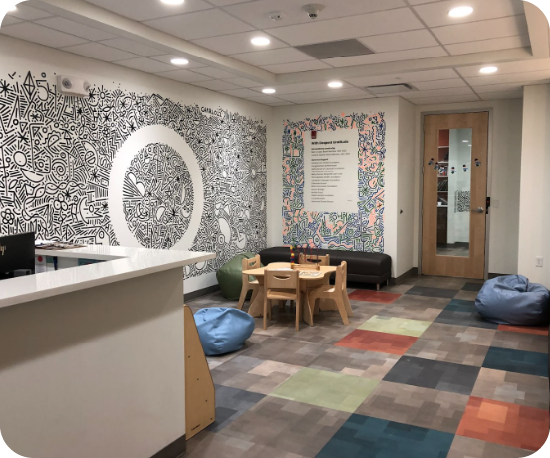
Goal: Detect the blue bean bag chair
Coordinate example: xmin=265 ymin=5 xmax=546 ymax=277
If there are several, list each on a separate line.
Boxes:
xmin=475 ymin=275 xmax=550 ymax=326
xmin=194 ymin=307 xmax=255 ymax=356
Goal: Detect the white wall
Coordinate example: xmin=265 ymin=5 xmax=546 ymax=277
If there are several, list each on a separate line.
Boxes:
xmin=519 ymin=85 xmax=550 ymax=287
xmin=413 ymin=99 xmax=523 ymax=276
xmin=0 ymin=36 xmax=272 ymax=294
xmin=396 ymin=98 xmax=417 ymax=277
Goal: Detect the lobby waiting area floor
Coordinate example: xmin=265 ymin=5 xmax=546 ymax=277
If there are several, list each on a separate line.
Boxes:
xmin=186 ymin=276 xmax=550 ymax=458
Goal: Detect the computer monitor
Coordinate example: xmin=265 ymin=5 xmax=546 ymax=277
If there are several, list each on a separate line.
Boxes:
xmin=0 ymin=232 xmax=36 ymax=278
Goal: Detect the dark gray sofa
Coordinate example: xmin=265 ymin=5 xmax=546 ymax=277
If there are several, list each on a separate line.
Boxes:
xmin=259 ymin=247 xmax=392 ymax=290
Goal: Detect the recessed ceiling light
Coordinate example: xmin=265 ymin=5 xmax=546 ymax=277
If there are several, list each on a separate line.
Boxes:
xmin=328 ymin=81 xmax=343 ymax=88
xmin=251 ymin=37 xmax=271 ymax=46
xmin=462 ymin=140 xmax=468 ymax=143
xmin=479 ymin=66 xmax=498 ymax=74
xmin=161 ymin=0 xmax=184 ymax=5
xmin=171 ymin=58 xmax=189 ymax=66
xmin=448 ymin=6 xmax=473 ymax=18
xmin=262 ymin=88 xmax=276 ymax=94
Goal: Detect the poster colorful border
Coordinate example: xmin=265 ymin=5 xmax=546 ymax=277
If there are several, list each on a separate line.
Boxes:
xmin=282 ymin=112 xmax=386 ymax=252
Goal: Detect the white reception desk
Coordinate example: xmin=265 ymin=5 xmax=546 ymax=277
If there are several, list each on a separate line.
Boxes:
xmin=0 ymin=245 xmax=215 ymax=458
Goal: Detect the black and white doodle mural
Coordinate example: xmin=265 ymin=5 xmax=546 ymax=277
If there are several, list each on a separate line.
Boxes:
xmin=0 ymin=71 xmax=267 ymax=277
xmin=123 ymin=143 xmax=194 ymax=250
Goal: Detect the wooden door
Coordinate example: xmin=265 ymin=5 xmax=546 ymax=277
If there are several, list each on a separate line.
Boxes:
xmin=422 ymin=112 xmax=489 ymax=279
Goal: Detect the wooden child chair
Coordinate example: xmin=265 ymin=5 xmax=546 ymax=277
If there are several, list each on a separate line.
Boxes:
xmin=298 ymin=253 xmax=330 ymax=266
xmin=263 ymin=269 xmax=301 ymax=331
xmin=237 ymin=255 xmax=262 ymax=311
xmin=307 ymin=261 xmax=353 ymax=326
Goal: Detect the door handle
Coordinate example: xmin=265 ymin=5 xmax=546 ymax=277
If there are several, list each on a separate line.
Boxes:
xmin=472 ymin=207 xmax=484 ymax=214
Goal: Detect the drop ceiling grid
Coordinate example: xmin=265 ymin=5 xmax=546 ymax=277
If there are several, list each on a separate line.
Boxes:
xmin=0 ymin=0 xmax=537 ymax=106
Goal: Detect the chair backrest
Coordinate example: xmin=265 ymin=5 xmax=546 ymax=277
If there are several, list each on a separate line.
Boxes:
xmin=298 ymin=253 xmax=330 ymax=266
xmin=335 ymin=261 xmax=348 ymax=292
xmin=242 ymin=255 xmax=261 ymax=271
xmin=265 ymin=269 xmax=299 ymax=296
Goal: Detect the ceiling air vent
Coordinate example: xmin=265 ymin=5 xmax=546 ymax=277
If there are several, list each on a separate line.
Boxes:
xmin=296 ymin=39 xmax=374 ymax=59
xmin=366 ymin=83 xmax=415 ymax=95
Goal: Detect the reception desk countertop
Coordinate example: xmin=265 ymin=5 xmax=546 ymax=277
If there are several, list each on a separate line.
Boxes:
xmin=0 ymin=245 xmax=214 ymax=309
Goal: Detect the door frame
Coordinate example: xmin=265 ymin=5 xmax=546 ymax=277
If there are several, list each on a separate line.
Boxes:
xmin=418 ymin=108 xmax=494 ymax=280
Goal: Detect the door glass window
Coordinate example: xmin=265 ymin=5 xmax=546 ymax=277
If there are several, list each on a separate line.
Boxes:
xmin=436 ymin=128 xmax=471 ymax=257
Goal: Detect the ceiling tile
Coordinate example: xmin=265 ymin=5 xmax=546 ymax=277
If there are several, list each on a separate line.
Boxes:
xmin=414 ymin=0 xmax=525 ymax=28
xmin=268 ymin=81 xmax=354 ymax=95
xmin=407 ymin=0 xmax=440 ymax=4
xmin=456 ymin=59 xmax=550 ymax=78
xmin=144 ymin=9 xmax=254 ymax=40
xmin=1 ymin=22 xmax=88 ymax=48
xmin=414 ymin=78 xmax=468 ymax=90
xmin=265 ymin=8 xmax=424 ymax=47
xmin=232 ymin=48 xmax=314 ymax=66
xmin=208 ymin=0 xmax=249 ymax=5
xmin=345 ymin=68 xmax=459 ymax=87
xmin=277 ymin=87 xmax=370 ymax=102
xmin=433 ymin=16 xmax=528 ymax=45
xmin=156 ymin=69 xmax=214 ymax=83
xmin=61 ymin=42 xmax=136 ymax=61
xmin=222 ymin=77 xmax=264 ymax=88
xmin=99 ymin=38 xmax=165 ymax=57
xmin=149 ymin=55 xmax=207 ymax=69
xmin=8 ymin=4 xmax=52 ymax=21
xmin=360 ymin=30 xmax=439 ymax=53
xmin=294 ymin=94 xmax=375 ymax=104
xmin=473 ymin=81 xmax=549 ymax=93
xmin=34 ymin=17 xmax=118 ymax=41
xmin=479 ymin=90 xmax=523 ymax=100
xmin=1 ymin=15 xmax=22 ymax=27
xmin=85 ymin=0 xmax=212 ymax=22
xmin=192 ymin=66 xmax=239 ymax=79
xmin=192 ymin=31 xmax=287 ymax=56
xmin=403 ymin=86 xmax=476 ymax=99
xmin=445 ymin=35 xmax=530 ymax=56
xmin=243 ymin=94 xmax=287 ymax=104
xmin=465 ymin=69 xmax=550 ymax=86
xmin=191 ymin=80 xmax=241 ymax=91
xmin=114 ymin=57 xmax=175 ymax=73
xmin=224 ymin=0 xmax=406 ymax=30
xmin=220 ymin=88 xmax=263 ymax=98
xmin=260 ymin=60 xmax=332 ymax=73
xmin=406 ymin=94 xmax=481 ymax=105
xmin=323 ymin=46 xmax=447 ymax=67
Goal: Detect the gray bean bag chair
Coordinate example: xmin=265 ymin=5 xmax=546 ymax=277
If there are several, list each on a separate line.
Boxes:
xmin=475 ymin=275 xmax=550 ymax=326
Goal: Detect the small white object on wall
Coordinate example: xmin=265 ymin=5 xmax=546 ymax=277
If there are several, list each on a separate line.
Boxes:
xmin=56 ymin=75 xmax=91 ymax=97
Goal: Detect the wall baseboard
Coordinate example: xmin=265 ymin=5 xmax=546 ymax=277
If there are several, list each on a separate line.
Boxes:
xmin=184 ymin=284 xmax=220 ymax=302
xmin=391 ymin=268 xmax=418 ymax=285
xmin=150 ymin=434 xmax=186 ymax=458
xmin=488 ymin=273 xmax=506 ymax=279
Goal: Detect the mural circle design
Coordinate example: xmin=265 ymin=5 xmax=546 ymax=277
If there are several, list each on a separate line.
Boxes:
xmin=122 ymin=143 xmax=194 ymax=249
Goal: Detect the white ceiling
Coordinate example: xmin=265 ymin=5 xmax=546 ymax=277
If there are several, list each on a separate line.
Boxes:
xmin=0 ymin=0 xmax=547 ymax=106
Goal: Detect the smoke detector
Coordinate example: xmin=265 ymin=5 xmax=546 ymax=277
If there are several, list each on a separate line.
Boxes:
xmin=302 ymin=3 xmax=325 ymax=19
xmin=268 ymin=11 xmax=285 ymax=21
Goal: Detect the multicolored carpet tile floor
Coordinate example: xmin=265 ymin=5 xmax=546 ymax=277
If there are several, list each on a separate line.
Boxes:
xmin=186 ymin=276 xmax=549 ymax=458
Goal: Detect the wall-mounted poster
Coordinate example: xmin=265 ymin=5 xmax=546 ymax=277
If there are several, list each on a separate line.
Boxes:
xmin=304 ymin=129 xmax=359 ymax=214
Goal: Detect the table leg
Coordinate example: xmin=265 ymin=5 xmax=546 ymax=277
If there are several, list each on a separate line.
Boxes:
xmin=301 ymin=291 xmax=314 ymax=327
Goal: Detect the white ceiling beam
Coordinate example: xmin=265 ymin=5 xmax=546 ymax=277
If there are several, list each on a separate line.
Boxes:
xmin=524 ymin=1 xmax=550 ymax=58
xmin=29 ymin=0 xmax=277 ymax=84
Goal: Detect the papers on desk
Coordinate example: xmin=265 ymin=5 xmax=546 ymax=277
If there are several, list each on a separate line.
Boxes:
xmin=299 ymin=271 xmax=323 ymax=278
